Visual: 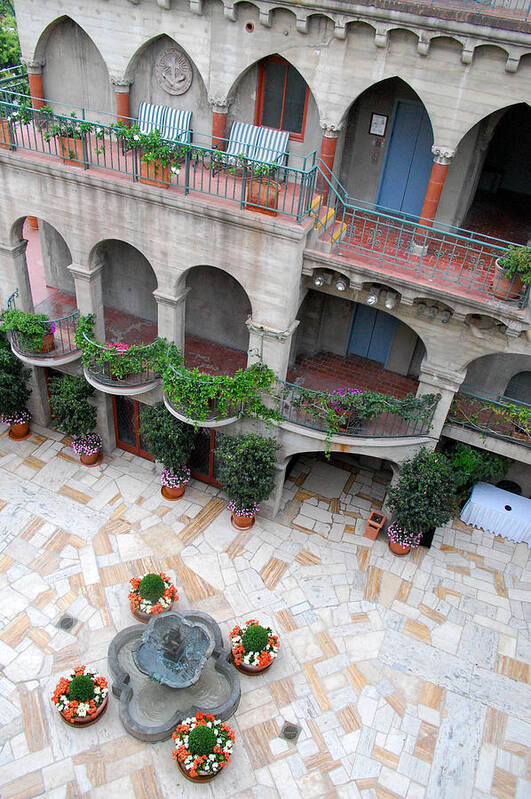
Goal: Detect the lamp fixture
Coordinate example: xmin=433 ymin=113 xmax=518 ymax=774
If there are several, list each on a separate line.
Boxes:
xmin=427 ymin=305 xmax=439 ymax=320
xmin=440 ymin=309 xmax=451 ymax=324
xmin=335 ymin=276 xmax=349 ymax=292
xmin=416 ymin=302 xmax=427 ymax=317
xmin=313 ymin=273 xmax=325 ymax=288
xmin=384 ymin=290 xmax=398 ymax=310
xmin=366 ymin=287 xmax=380 ymax=306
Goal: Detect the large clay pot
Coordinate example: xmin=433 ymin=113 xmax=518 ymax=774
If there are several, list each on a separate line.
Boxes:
xmin=231 ymin=513 xmax=256 ymax=531
xmin=140 ymin=158 xmax=170 ymax=188
xmin=161 ymin=485 xmax=186 ymax=500
xmin=0 ymin=117 xmax=13 ymax=150
xmin=41 ymin=332 xmax=55 ymax=353
xmin=58 ymin=135 xmax=84 ymax=167
xmin=59 ymin=695 xmax=108 ymax=727
xmin=231 ymin=655 xmax=273 ymax=676
xmin=246 ymin=178 xmax=280 ymax=217
xmin=490 ymin=260 xmax=522 ymax=301
xmin=80 ymin=450 xmax=100 ymax=466
xmin=389 ymin=540 xmax=411 ymax=556
xmin=176 ymin=760 xmax=219 ymax=783
xmin=131 ymin=601 xmax=174 ymax=623
xmin=9 ymin=421 xmax=30 ymax=440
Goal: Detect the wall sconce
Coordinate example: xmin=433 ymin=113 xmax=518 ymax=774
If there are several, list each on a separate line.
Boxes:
xmin=427 ymin=305 xmax=439 ymax=320
xmin=335 ymin=276 xmax=349 ymax=292
xmin=416 ymin=302 xmax=427 ymax=317
xmin=384 ymin=290 xmax=398 ymax=310
xmin=366 ymin=286 xmax=380 ymax=305
xmin=440 ymin=309 xmax=451 ymax=324
xmin=313 ymin=273 xmax=325 ymax=288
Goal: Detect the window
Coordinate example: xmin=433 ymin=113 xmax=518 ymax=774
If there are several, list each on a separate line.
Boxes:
xmin=255 ymin=57 xmax=309 ymax=141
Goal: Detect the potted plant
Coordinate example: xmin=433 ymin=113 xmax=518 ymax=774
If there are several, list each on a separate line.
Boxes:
xmin=171 ymin=712 xmax=235 ymax=782
xmin=217 ymin=433 xmax=278 ymax=529
xmin=447 ymin=443 xmax=509 ymax=507
xmin=1 ymin=308 xmax=56 ymax=353
xmin=229 ymin=619 xmax=280 ymax=674
xmin=42 ymin=111 xmax=92 ymax=167
xmin=139 ymin=402 xmax=195 ymax=499
xmin=492 ymin=245 xmax=531 ymax=300
xmin=386 ymin=448 xmax=456 ymax=555
xmin=51 ymin=666 xmax=109 ymax=726
xmin=114 ymin=122 xmax=187 ymax=188
xmin=48 ymin=376 xmax=101 ymax=465
xmin=244 ymin=161 xmax=280 ymax=216
xmin=0 ymin=345 xmax=32 ymax=439
xmin=128 ymin=572 xmax=178 ymax=622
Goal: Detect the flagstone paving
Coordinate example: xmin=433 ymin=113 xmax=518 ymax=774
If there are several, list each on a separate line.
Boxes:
xmin=0 ymin=426 xmax=530 ymax=799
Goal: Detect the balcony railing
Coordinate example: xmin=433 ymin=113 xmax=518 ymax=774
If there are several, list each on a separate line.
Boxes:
xmin=5 ymin=290 xmax=81 ymax=362
xmin=275 ymin=380 xmax=438 ymax=438
xmin=81 ymin=333 xmax=161 ymax=393
xmin=393 ymin=0 xmax=531 ymax=22
xmin=447 ymin=387 xmax=531 ymax=447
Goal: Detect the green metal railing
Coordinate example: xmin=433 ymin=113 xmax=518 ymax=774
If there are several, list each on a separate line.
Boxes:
xmin=81 ymin=333 xmax=161 ymax=389
xmin=5 ymin=289 xmax=81 ymax=359
xmin=406 ymin=0 xmax=530 ymax=22
xmin=447 ymin=387 xmax=531 ymax=447
xmin=0 ymin=64 xmax=28 ymax=99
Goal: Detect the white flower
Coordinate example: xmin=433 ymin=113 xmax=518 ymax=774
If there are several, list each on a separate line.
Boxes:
xmin=133 ymin=134 xmax=140 ymax=141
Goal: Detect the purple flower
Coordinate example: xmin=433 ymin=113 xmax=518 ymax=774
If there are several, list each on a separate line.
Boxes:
xmin=1 ymin=409 xmax=31 ymax=426
xmin=161 ymin=467 xmax=190 ymax=488
xmin=71 ymin=433 xmax=102 ymax=456
xmin=228 ymin=501 xmax=259 ymax=517
xmin=387 ymin=522 xmax=422 ymax=549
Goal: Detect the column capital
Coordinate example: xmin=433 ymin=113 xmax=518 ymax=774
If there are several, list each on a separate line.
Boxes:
xmin=431 ymin=146 xmax=455 ymax=166
xmin=208 ymin=95 xmax=229 ymax=114
xmin=320 ymin=121 xmax=343 ymax=139
xmin=111 ymin=78 xmax=133 ymax=92
xmin=153 ymin=287 xmax=190 ymax=307
xmin=22 ymin=59 xmax=45 ymax=74
xmin=246 ymin=318 xmax=299 ymax=341
xmin=418 ymin=362 xmax=466 ymax=393
xmin=68 ymin=262 xmax=104 ymax=281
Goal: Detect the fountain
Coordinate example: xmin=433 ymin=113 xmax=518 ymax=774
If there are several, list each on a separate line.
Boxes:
xmin=108 ymin=610 xmax=240 ymax=741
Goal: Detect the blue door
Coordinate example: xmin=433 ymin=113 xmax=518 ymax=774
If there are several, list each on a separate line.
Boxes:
xmin=348 ymin=305 xmax=397 ymax=366
xmin=376 ymin=100 xmax=434 ymax=216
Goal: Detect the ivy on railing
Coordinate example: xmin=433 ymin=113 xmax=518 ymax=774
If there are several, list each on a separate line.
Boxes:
xmin=448 ymin=391 xmax=531 ymax=444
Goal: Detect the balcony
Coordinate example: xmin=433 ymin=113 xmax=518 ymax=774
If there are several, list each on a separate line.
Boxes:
xmin=446 ymin=387 xmax=531 ymax=448
xmin=81 ymin=332 xmax=162 ymax=395
xmin=375 ymin=0 xmax=530 ymax=28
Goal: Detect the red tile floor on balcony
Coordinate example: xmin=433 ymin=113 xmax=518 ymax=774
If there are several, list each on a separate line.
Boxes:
xmin=463 ymin=189 xmax=530 ymax=245
xmin=184 ymin=335 xmax=247 ymax=375
xmin=288 ymin=351 xmax=419 ymax=398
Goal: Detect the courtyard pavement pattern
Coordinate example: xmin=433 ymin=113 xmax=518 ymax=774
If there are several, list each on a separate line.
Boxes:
xmin=0 ymin=426 xmax=530 ymax=799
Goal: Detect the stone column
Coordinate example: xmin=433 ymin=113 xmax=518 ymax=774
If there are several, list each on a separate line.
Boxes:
xmin=419 ymin=146 xmax=455 ymax=225
xmin=112 ymin=79 xmax=132 ymax=123
xmin=246 ymin=319 xmax=299 ymax=382
xmin=318 ymin=124 xmax=342 ymax=202
xmin=209 ymin=98 xmax=228 ymax=150
xmin=68 ymin=262 xmax=105 ymax=339
xmin=0 ymin=240 xmax=33 ymax=311
xmin=260 ymin=455 xmax=292 ymax=520
xmin=24 ymin=61 xmax=45 ymax=110
xmin=154 ymin=287 xmax=190 ymax=351
xmin=416 ymin=362 xmax=466 ymax=441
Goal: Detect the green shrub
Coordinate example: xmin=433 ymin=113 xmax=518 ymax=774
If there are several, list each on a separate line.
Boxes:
xmin=447 ymin=443 xmax=509 ymax=498
xmin=498 ymin=245 xmax=531 ymax=284
xmin=49 ymin=375 xmax=97 ymax=439
xmin=139 ymin=402 xmax=194 ymax=473
xmin=242 ymin=624 xmax=269 ymax=653
xmin=0 ymin=308 xmax=53 ymax=351
xmin=67 ymin=675 xmax=95 ymax=702
xmin=217 ymin=433 xmax=278 ymax=509
xmin=188 ymin=725 xmax=217 ymax=756
xmin=138 ymin=573 xmax=165 ymax=602
xmin=0 ymin=347 xmax=31 ymax=416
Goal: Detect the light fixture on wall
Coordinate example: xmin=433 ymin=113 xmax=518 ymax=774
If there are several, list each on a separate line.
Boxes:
xmin=313 ymin=273 xmax=325 ymax=288
xmin=335 ymin=276 xmax=349 ymax=292
xmin=366 ymin=286 xmax=380 ymax=305
xmin=384 ymin=290 xmax=398 ymax=310
xmin=416 ymin=302 xmax=427 ymax=317
xmin=440 ymin=309 xmax=451 ymax=324
xmin=427 ymin=305 xmax=439 ymax=320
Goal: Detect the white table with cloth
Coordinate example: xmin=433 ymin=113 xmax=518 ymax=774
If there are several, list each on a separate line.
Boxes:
xmin=460 ymin=482 xmax=531 ymax=545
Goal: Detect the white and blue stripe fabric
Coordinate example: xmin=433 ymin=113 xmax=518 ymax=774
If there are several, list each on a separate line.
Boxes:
xmin=253 ymin=128 xmax=289 ymax=165
xmin=137 ymin=102 xmax=168 ymax=135
xmin=224 ymin=122 xmax=261 ymax=160
xmin=162 ymin=108 xmax=192 ymax=143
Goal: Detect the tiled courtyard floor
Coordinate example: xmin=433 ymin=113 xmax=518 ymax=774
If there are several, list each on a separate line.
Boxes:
xmin=0 ymin=428 xmax=530 ymax=799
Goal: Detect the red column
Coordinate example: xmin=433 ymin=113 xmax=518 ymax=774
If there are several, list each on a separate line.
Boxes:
xmin=319 ymin=132 xmax=338 ymax=178
xmin=419 ymin=147 xmax=454 ymax=225
xmin=115 ymin=91 xmax=130 ymax=124
xmin=212 ymin=108 xmax=228 ymax=150
xmin=28 ymin=71 xmax=45 ymax=110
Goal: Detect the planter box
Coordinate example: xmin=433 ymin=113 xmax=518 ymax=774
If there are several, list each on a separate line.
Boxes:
xmin=0 ymin=117 xmax=13 ymax=150
xmin=364 ymin=511 xmax=386 ymax=540
xmin=245 ymin=178 xmax=280 ymax=217
xmin=140 ymin=159 xmax=170 ymax=188
xmin=58 ymin=135 xmax=84 ymax=167
xmin=490 ymin=259 xmax=522 ymax=301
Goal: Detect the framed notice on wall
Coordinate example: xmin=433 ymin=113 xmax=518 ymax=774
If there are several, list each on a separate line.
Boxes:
xmin=369 ymin=113 xmax=388 ymax=137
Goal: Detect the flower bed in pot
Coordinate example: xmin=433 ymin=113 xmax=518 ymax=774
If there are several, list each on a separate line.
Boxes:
xmin=228 ymin=500 xmax=259 ymax=530
xmin=387 ymin=522 xmax=422 ymax=556
xmin=128 ymin=572 xmax=178 ymax=622
xmin=2 ymin=409 xmax=32 ymax=440
xmin=172 ymin=712 xmax=235 ymax=782
xmin=229 ymin=619 xmax=280 ymax=674
xmin=161 ymin=466 xmax=190 ymax=500
xmin=72 ymin=433 xmax=103 ymax=466
xmin=51 ymin=666 xmax=108 ymax=726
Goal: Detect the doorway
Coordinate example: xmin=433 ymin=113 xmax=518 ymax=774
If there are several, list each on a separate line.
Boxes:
xmin=190 ymin=428 xmax=221 ymax=487
xmin=348 ymin=304 xmax=397 ymax=366
xmin=376 ymin=100 xmax=433 ymax=216
xmin=113 ymin=396 xmax=153 ymax=459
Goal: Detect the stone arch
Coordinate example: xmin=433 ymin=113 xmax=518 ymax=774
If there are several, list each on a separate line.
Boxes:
xmin=505 ymin=371 xmax=531 ymax=403
xmin=460 ymin=352 xmax=531 ymax=396
xmin=34 ymin=16 xmax=113 ymax=114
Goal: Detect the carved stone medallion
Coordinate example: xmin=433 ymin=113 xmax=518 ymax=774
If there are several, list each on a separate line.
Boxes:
xmin=155 ymin=48 xmax=193 ymax=95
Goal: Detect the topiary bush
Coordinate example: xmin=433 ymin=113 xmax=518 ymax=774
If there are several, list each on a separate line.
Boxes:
xmin=242 ymin=624 xmax=269 ymax=653
xmin=138 ymin=573 xmax=165 ymax=602
xmin=188 ymin=725 xmax=217 ymax=756
xmin=139 ymin=402 xmax=194 ymax=474
xmin=0 ymin=346 xmax=31 ymax=416
xmin=49 ymin=375 xmax=97 ymax=439
xmin=67 ymin=674 xmax=95 ymax=702
xmin=217 ymin=433 xmax=278 ymax=510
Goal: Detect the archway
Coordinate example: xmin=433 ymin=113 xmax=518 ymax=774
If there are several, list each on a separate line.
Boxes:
xmin=183 ymin=265 xmax=251 ymax=374
xmin=462 ymin=352 xmax=531 ymax=398
xmin=505 ymin=372 xmax=531 ymax=403
xmin=339 ymin=78 xmax=434 ymax=215
xmin=462 ymin=103 xmax=531 ymax=242
xmin=289 ymin=290 xmax=426 ymax=397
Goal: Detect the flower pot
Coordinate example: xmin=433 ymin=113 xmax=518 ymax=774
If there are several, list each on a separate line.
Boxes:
xmin=231 ymin=656 xmax=273 ymax=676
xmin=490 ymin=259 xmax=522 ymax=300
xmin=176 ymin=759 xmax=219 ymax=783
xmin=41 ymin=332 xmax=55 ymax=353
xmin=231 ymin=512 xmax=256 ymax=531
xmin=246 ymin=178 xmax=280 ymax=217
xmin=389 ymin=540 xmax=411 ymax=556
xmin=131 ymin=601 xmax=175 ymax=623
xmin=80 ymin=450 xmax=101 ymax=466
xmin=58 ymin=135 xmax=84 ymax=167
xmin=161 ymin=485 xmax=186 ymax=500
xmin=140 ymin=158 xmax=170 ymax=188
xmin=0 ymin=117 xmax=13 ymax=150
xmin=9 ymin=421 xmax=31 ymax=440
xmin=59 ymin=695 xmax=108 ymax=727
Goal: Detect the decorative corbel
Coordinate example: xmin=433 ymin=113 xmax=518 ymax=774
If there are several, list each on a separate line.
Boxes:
xmin=296 ymin=14 xmax=308 ymax=34
xmin=190 ymin=0 xmax=203 ymax=13
xmin=260 ymin=8 xmax=272 ymax=27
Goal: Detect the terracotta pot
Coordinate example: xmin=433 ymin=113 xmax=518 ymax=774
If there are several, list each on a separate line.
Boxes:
xmin=0 ymin=117 xmax=13 ymax=150
xmin=176 ymin=759 xmax=219 ymax=783
xmin=59 ymin=695 xmax=108 ymax=727
xmin=9 ymin=421 xmax=30 ymax=440
xmin=231 ymin=655 xmax=273 ymax=676
xmin=389 ymin=540 xmax=411 ymax=556
xmin=140 ymin=158 xmax=170 ymax=188
xmin=161 ymin=484 xmax=186 ymax=500
xmin=41 ymin=332 xmax=55 ymax=353
xmin=246 ymin=178 xmax=280 ymax=217
xmin=80 ymin=450 xmax=100 ymax=466
xmin=231 ymin=512 xmax=256 ymax=531
xmin=131 ymin=601 xmax=174 ymax=623
xmin=490 ymin=260 xmax=522 ymax=300
xmin=58 ymin=135 xmax=84 ymax=167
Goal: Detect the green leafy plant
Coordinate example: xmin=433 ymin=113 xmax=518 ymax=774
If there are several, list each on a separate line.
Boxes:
xmin=447 ymin=443 xmax=509 ymax=500
xmin=241 ymin=624 xmax=269 ymax=653
xmin=0 ymin=10 xmax=21 ymax=69
xmin=67 ymin=675 xmax=95 ymax=702
xmin=217 ymin=433 xmax=278 ymax=511
xmin=48 ymin=375 xmax=97 ymax=439
xmin=188 ymin=725 xmax=217 ymax=756
xmin=498 ymin=245 xmax=531 ymax=284
xmin=387 ymin=448 xmax=456 ymax=536
xmin=0 ymin=346 xmax=31 ymax=417
xmin=0 ymin=307 xmax=54 ymax=351
xmin=138 ymin=573 xmax=165 ymax=602
xmin=448 ymin=393 xmax=531 ymax=443
xmin=113 ymin=122 xmax=190 ymax=169
xmin=139 ymin=402 xmax=194 ymax=474
xmin=74 ymin=316 xmax=166 ymax=379
xmin=42 ymin=111 xmax=94 ymax=142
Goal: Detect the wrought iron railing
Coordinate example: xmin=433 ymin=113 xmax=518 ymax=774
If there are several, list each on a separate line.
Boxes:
xmin=81 ymin=333 xmax=161 ymax=388
xmin=400 ymin=0 xmax=531 ymax=22
xmin=0 ymin=64 xmax=28 ymax=100
xmin=275 ymin=380 xmax=438 ymax=438
xmin=446 ymin=387 xmax=531 ymax=447
xmin=163 ymin=362 xmax=242 ymax=423
xmin=5 ymin=289 xmax=81 ymax=359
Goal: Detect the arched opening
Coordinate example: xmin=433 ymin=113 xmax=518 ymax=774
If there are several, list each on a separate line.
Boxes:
xmin=339 ymin=78 xmax=434 ymax=216
xmin=38 ymin=17 xmax=113 ymax=114
xmin=462 ymin=352 xmax=531 ymax=399
xmin=462 ymin=103 xmax=531 ymax=242
xmin=184 ymin=266 xmax=251 ymax=374
xmin=289 ymin=290 xmax=425 ymax=397
xmin=505 ymin=371 xmax=531 ymax=403
xmin=126 ymin=35 xmax=209 ymax=137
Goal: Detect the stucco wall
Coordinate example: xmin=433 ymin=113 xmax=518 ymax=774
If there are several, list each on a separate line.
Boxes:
xmin=185 ymin=266 xmax=251 ymax=351
xmin=39 ymin=221 xmax=75 ymax=295
xmin=100 ymin=240 xmax=158 ymax=324
xmin=463 ymin=353 xmax=531 ymax=396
